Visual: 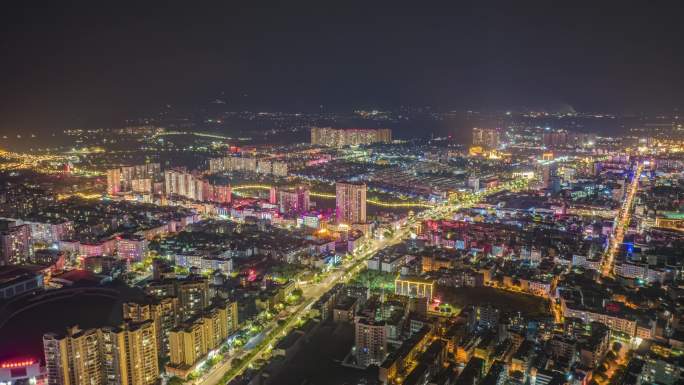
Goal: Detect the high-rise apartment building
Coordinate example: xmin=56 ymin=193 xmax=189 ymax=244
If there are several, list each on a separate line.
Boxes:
xmin=164 ymin=169 xmax=230 ymax=203
xmin=121 ymin=164 xmax=161 ymax=188
xmin=107 ymin=163 xmax=160 ymax=195
xmin=277 ymin=186 xmax=310 ymax=213
xmin=541 ymin=163 xmax=559 ymax=192
xmin=204 ymin=184 xmax=231 ymax=204
xmin=43 ymin=322 xmax=159 ymax=385
xmin=472 ymin=127 xmax=501 ymax=149
xmin=336 ymin=182 xmax=367 ymax=225
xmin=168 ymin=321 xmax=205 ymax=372
xmin=167 ymin=302 xmax=237 ymax=376
xmin=114 ymin=322 xmax=159 ymax=385
xmin=164 ymin=169 xmax=206 ymax=201
xmin=226 ymin=300 xmax=239 ymax=332
xmin=131 ymin=178 xmax=153 ymax=194
xmin=468 ymin=304 xmax=501 ymax=331
xmin=269 ymin=186 xmax=278 ymax=205
xmin=208 ymin=156 xmax=288 ymax=177
xmin=542 ymin=129 xmax=596 ymax=148
xmin=176 ymin=278 xmax=210 ymax=319
xmin=145 ymin=277 xmax=210 ymax=321
xmin=17 ymin=219 xmax=73 ymax=245
xmin=311 ymin=127 xmax=392 ymax=148
xmin=0 ymin=222 xmax=31 ymax=265
xmin=123 ymin=297 xmax=179 ymax=356
xmin=107 ymin=169 xmax=122 ymax=195
xmin=354 ymin=318 xmax=387 ymax=367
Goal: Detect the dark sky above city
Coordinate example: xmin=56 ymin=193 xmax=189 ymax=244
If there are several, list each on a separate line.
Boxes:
xmin=1 ymin=1 xmax=683 ymax=133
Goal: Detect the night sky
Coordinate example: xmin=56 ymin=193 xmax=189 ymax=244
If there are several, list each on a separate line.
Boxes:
xmin=1 ymin=1 xmax=683 ymax=132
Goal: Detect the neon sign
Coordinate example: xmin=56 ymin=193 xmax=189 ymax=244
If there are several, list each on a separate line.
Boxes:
xmin=1 ymin=359 xmax=35 ymax=369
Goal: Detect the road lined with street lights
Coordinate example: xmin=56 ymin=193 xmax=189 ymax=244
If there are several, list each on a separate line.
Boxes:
xmin=202 ymin=207 xmax=442 ymax=385
xmin=601 ymin=162 xmax=643 ymax=277
xmin=198 ymin=179 xmax=528 ymax=385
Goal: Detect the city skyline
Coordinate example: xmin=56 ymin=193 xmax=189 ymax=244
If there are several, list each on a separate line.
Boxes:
xmin=1 ymin=117 xmax=683 ymax=385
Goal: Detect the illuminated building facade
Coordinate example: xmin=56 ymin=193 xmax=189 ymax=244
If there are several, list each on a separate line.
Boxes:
xmin=131 ymin=178 xmax=153 ymax=194
xmin=421 ymin=255 xmax=453 ymax=273
xmin=541 ymin=163 xmax=559 ymax=190
xmin=472 ymin=127 xmax=500 ymax=149
xmin=355 ymin=317 xmax=387 ymax=367
xmin=177 ymin=279 xmax=210 ymax=319
xmin=336 ymin=182 xmax=367 ymax=225
xmin=116 ymin=236 xmax=148 ymax=262
xmin=168 ymin=322 xmax=204 ymax=374
xmin=107 ymin=163 xmax=160 ymax=195
xmin=311 ymin=127 xmax=391 ymax=148
xmin=395 ymin=276 xmax=435 ymax=301
xmin=174 ymin=254 xmax=233 ymax=275
xmin=277 ymin=186 xmax=310 ymax=213
xmin=0 ymin=222 xmax=31 ymax=265
xmin=164 ymin=169 xmax=231 ymax=203
xmin=145 ymin=277 xmax=210 ymax=321
xmin=107 ymin=168 xmax=121 ymax=195
xmin=469 ymin=304 xmax=500 ymax=330
xmin=43 ymin=321 xmax=159 ymax=385
xmin=164 ymin=169 xmax=205 ymax=201
xmin=655 ymin=213 xmax=684 ymax=232
xmin=560 ymin=298 xmax=639 ymax=337
xmin=167 ymin=302 xmax=237 ymax=377
xmin=208 ymin=184 xmax=231 ymax=204
xmin=123 ymin=297 xmax=180 ymax=356
xmin=19 ymin=219 xmax=73 ymax=245
xmin=613 ymin=262 xmax=672 ymax=284
xmin=208 ymin=156 xmax=288 ymax=177
xmin=542 ymin=130 xmax=596 ymax=148
xmin=378 ymin=326 xmax=433 ymax=384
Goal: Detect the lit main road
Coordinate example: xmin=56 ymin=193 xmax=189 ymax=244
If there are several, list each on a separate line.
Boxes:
xmin=202 ymin=212 xmax=429 ymax=385
xmin=197 ymin=180 xmax=527 ymax=385
xmin=601 ymin=162 xmax=643 ymax=277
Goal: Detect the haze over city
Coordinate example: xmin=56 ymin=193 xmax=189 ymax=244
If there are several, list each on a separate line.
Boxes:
xmin=1 ymin=1 xmax=684 ymax=134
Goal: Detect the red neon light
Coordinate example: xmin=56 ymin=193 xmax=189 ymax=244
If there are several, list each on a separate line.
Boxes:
xmin=1 ymin=359 xmax=35 ymax=368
